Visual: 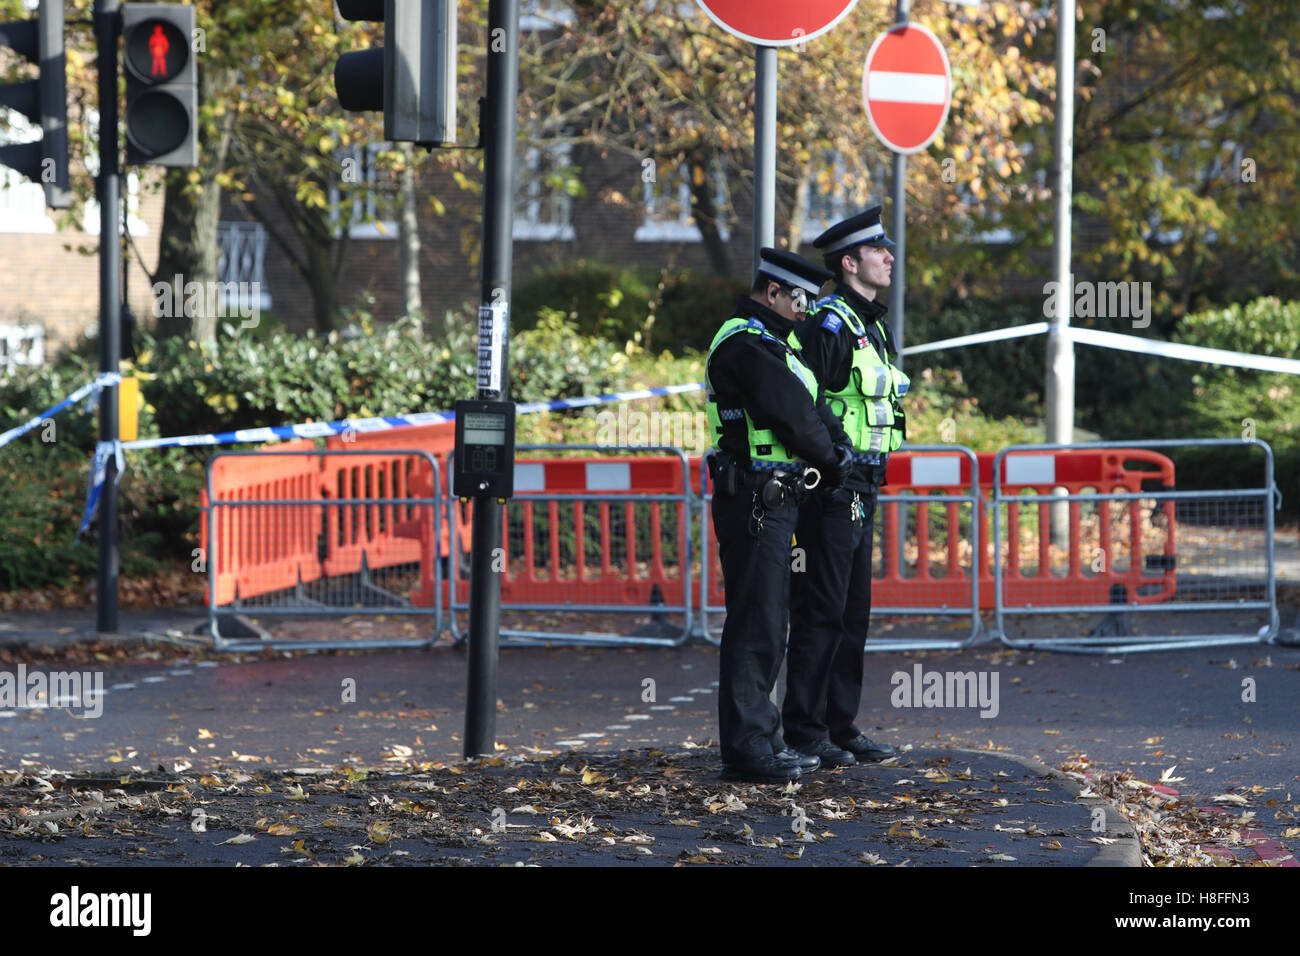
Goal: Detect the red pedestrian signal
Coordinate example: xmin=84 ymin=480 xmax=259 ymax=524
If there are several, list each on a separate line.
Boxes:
xmin=123 ymin=15 xmax=187 ymax=84
xmin=122 ymin=4 xmax=196 ymax=166
xmin=149 ymin=25 xmax=169 ymax=77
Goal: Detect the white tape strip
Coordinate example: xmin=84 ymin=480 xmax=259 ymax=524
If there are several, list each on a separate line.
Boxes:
xmin=901 ymin=323 xmax=1049 ymax=355
xmin=910 ymin=455 xmax=961 ymax=487
xmin=1005 ymin=454 xmax=1055 ymax=485
xmin=1066 ymin=327 xmax=1300 ymax=375
xmin=586 ymin=462 xmax=631 ymax=491
xmin=514 ymin=463 xmax=546 ymax=492
xmin=902 ymin=321 xmax=1300 ymax=376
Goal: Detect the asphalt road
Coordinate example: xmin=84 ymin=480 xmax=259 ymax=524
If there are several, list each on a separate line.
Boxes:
xmin=1 ymin=639 xmax=1294 ymax=805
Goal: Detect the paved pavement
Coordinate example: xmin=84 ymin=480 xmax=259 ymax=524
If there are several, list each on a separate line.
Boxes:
xmin=2 ymin=605 xmax=1298 ymax=865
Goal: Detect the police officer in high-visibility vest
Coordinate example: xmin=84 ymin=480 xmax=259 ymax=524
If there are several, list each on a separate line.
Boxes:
xmin=782 ymin=207 xmax=909 ymax=768
xmin=707 ymin=248 xmax=855 ymax=785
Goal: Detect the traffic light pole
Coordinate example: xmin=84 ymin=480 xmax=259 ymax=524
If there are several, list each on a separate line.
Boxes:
xmin=95 ymin=0 xmax=121 ymax=635
xmin=889 ymin=0 xmax=909 ymax=358
xmin=464 ymin=0 xmax=519 ymax=759
xmin=751 ymin=43 xmax=776 ymax=276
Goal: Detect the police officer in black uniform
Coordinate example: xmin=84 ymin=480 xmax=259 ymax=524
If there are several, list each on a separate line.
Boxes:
xmin=707 ymin=248 xmax=854 ymax=784
xmin=783 ymin=207 xmax=909 ymax=767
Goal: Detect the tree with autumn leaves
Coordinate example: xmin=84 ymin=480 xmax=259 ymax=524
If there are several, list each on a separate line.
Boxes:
xmin=6 ymin=0 xmax=1296 ymax=341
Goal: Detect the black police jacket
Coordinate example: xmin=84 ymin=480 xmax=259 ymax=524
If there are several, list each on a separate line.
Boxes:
xmin=795 ymin=283 xmax=898 ymax=491
xmin=708 ymin=296 xmax=848 ymax=473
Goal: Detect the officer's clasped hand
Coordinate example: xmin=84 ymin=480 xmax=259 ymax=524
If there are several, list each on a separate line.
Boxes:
xmin=827 ymin=442 xmax=855 ymax=488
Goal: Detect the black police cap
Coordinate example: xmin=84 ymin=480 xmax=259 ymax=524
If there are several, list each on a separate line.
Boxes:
xmin=755 ymin=247 xmax=834 ymax=296
xmin=812 ymin=205 xmax=896 ymax=254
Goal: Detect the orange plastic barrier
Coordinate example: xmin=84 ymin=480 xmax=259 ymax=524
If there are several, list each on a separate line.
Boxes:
xmin=322 ymin=423 xmax=453 ymax=607
xmin=447 ymin=456 xmax=692 ymax=609
xmin=203 ymin=433 xmax=1177 ymax=619
xmin=694 ymin=448 xmax=1177 ymax=613
xmin=201 ymin=439 xmax=321 ymax=606
xmin=991 ymin=448 xmax=1176 ymax=607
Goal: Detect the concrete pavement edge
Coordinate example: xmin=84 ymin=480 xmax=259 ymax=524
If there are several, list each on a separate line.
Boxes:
xmin=950 ymin=748 xmax=1143 ymax=867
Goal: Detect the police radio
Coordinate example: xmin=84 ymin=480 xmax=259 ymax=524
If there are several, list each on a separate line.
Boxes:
xmin=453 ymin=400 xmax=516 ymax=499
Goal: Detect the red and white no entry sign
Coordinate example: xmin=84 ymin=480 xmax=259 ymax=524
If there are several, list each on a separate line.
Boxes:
xmin=695 ymin=0 xmax=859 ymax=47
xmin=862 ymin=23 xmax=952 ymax=154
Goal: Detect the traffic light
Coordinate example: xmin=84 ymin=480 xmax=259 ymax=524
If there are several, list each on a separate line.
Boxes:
xmin=0 ymin=0 xmax=70 ymax=208
xmin=333 ymin=0 xmax=457 ymax=146
xmin=122 ymin=3 xmax=197 ymax=166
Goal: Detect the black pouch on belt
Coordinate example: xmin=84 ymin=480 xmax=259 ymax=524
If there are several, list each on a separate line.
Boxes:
xmin=708 ymin=453 xmax=740 ymax=497
xmin=760 ymin=475 xmax=786 ymax=509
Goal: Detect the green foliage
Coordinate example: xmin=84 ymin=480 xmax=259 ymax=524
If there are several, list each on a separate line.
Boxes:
xmin=0 ymin=441 xmax=165 ymax=591
xmin=1084 ymin=297 xmax=1300 ymax=511
xmin=905 ymin=297 xmax=1046 ymax=420
xmin=513 ymin=261 xmax=745 ymax=354
xmin=132 ymin=313 xmax=626 ymax=440
xmin=0 ymin=313 xmax=633 ymax=590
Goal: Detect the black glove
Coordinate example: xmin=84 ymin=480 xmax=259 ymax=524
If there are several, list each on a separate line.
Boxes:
xmin=826 ymin=441 xmax=854 ymax=488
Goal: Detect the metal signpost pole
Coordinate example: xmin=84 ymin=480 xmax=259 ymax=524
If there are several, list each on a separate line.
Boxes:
xmin=888 ymin=0 xmax=909 ymax=357
xmin=1044 ymin=0 xmax=1076 ymax=543
xmin=95 ymin=0 xmax=121 ymax=635
xmin=752 ymin=43 xmax=776 ymax=274
xmin=465 ymin=0 xmax=519 ymax=759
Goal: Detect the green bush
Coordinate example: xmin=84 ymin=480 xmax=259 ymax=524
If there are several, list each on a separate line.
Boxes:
xmin=905 ymin=295 xmax=1191 ymax=425
xmin=1144 ymin=297 xmax=1298 ymax=508
xmin=0 ymin=440 xmax=165 ymax=591
xmin=513 ymin=260 xmax=745 ymax=354
xmin=0 ymin=311 xmax=637 ymax=589
xmin=513 ymin=261 xmax=654 ymax=342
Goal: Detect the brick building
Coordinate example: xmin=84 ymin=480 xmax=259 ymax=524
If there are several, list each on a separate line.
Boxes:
xmin=0 ymin=107 xmax=164 ymax=370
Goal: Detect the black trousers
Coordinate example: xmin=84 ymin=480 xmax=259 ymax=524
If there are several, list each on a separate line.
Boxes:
xmin=711 ymin=481 xmax=799 ymax=764
xmin=783 ymin=484 xmax=878 ymax=748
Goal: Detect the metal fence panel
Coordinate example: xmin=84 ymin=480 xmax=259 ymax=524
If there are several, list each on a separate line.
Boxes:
xmin=991 ymin=439 xmax=1279 ymax=653
xmin=205 ymin=449 xmax=443 ymax=651
xmin=696 ymin=445 xmax=985 ymax=651
xmin=447 ymin=445 xmax=694 ymax=647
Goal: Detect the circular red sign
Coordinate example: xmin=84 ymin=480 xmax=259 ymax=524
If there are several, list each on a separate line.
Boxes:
xmin=862 ymin=23 xmax=952 ymax=154
xmin=696 ymin=0 xmax=859 ymax=47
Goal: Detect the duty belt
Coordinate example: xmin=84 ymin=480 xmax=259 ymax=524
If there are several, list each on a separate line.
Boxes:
xmin=748 ymin=459 xmax=813 ymax=473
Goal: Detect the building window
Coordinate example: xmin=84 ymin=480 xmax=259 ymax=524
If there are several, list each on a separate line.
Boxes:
xmin=635 ymin=159 xmax=730 ymax=243
xmin=514 ymin=141 xmax=576 ymax=241
xmin=79 ymin=171 xmax=150 ymax=236
xmin=0 ymin=111 xmax=57 ymax=234
xmin=0 ymin=324 xmax=44 ymax=374
xmin=217 ymin=221 xmax=274 ymax=310
xmin=800 ymin=150 xmax=878 ymax=244
xmin=520 ymin=0 xmax=575 ymax=31
xmin=79 ymin=110 xmax=149 ymax=236
xmin=329 ymin=143 xmax=398 ymax=240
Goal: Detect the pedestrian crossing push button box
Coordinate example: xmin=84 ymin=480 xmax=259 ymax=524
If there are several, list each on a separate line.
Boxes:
xmin=453 ymin=399 xmax=515 ymax=499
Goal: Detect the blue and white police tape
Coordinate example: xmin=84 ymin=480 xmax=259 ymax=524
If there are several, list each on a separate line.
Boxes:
xmin=120 ymin=410 xmax=455 ymax=451
xmin=901 ymin=323 xmax=1049 ymax=356
xmin=1066 ymin=327 xmax=1300 ymax=375
xmin=902 ymin=322 xmax=1300 ymax=375
xmin=78 ymin=440 xmax=126 ymax=536
xmin=116 ymin=381 xmax=707 ymax=451
xmin=77 ymin=381 xmax=709 ymax=530
xmin=0 ymin=372 xmax=122 ymax=451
